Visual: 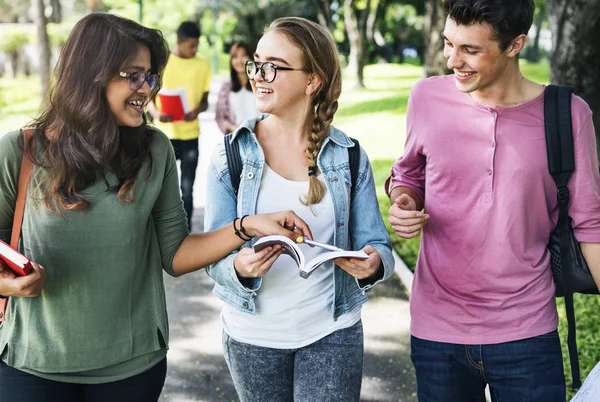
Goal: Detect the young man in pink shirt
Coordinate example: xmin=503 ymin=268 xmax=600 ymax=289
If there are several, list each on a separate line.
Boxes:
xmin=387 ymin=0 xmax=600 ymax=400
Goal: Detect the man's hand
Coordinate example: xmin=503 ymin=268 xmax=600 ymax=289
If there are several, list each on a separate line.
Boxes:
xmin=184 ymin=110 xmax=198 ymax=121
xmin=243 ymin=211 xmax=313 ymax=242
xmin=233 ymin=245 xmax=283 ymax=278
xmin=388 ymin=194 xmax=429 ymax=239
xmin=333 ymin=245 xmax=381 ymax=280
xmin=159 ymin=113 xmax=173 ymax=122
xmin=0 ymin=260 xmax=46 ymax=298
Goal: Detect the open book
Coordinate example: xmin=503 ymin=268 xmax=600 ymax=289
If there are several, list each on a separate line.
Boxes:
xmin=571 ymin=361 xmax=600 ymax=401
xmin=253 ymin=235 xmax=368 ymax=279
xmin=157 ymin=88 xmax=190 ymax=121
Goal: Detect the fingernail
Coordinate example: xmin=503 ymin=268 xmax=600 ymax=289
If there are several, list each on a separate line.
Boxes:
xmin=415 ymin=212 xmax=421 ymax=217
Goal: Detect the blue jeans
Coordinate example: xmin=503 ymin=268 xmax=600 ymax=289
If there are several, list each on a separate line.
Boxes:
xmin=0 ymin=358 xmax=167 ymax=402
xmin=411 ymin=331 xmax=566 ymax=402
xmin=170 ymin=138 xmax=199 ymax=231
xmin=223 ymin=320 xmax=364 ymax=402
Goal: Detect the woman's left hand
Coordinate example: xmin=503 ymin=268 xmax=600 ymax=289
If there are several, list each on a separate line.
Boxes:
xmin=242 ymin=211 xmax=313 ymax=241
xmin=333 ymin=245 xmax=381 ymax=280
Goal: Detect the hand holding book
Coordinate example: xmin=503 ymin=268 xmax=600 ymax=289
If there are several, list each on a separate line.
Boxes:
xmin=0 ymin=240 xmax=47 ymax=298
xmin=253 ymin=235 xmax=369 ymax=279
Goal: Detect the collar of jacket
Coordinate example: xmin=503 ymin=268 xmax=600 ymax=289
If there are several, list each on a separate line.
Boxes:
xmin=229 ymin=113 xmax=356 ymax=149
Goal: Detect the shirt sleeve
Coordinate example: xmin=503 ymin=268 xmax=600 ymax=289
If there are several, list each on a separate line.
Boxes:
xmin=0 ymin=130 xmax=23 ymax=244
xmin=569 ymin=99 xmax=600 ymax=242
xmin=150 ymin=132 xmax=189 ymax=275
xmin=215 ymin=81 xmax=233 ymax=134
xmin=385 ymin=89 xmax=426 ymax=202
xmin=202 ymin=61 xmax=211 ymax=95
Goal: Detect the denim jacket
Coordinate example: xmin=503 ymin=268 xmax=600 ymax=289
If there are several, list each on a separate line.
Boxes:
xmin=204 ymin=114 xmax=394 ymax=320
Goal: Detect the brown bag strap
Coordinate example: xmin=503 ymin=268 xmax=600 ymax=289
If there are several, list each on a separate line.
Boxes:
xmin=11 ymin=129 xmax=35 ymax=248
xmin=0 ymin=128 xmax=36 ymax=322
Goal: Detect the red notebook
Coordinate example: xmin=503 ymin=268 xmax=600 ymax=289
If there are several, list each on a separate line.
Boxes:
xmin=0 ymin=239 xmax=33 ymax=276
xmin=157 ymin=88 xmax=190 ymax=121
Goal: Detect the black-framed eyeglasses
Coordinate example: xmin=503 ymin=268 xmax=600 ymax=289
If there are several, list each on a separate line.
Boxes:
xmin=119 ymin=71 xmax=160 ymax=92
xmin=245 ymin=60 xmax=301 ymax=83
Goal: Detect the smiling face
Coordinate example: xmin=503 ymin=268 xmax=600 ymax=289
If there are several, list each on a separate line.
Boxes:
xmin=231 ymin=45 xmax=250 ymax=75
xmin=443 ymin=16 xmax=518 ymax=97
xmin=105 ymin=44 xmax=152 ymax=127
xmin=249 ymin=31 xmax=311 ymax=117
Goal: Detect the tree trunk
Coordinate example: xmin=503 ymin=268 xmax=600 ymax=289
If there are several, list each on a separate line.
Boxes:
xmin=547 ymin=0 xmax=600 ymax=159
xmin=49 ymin=0 xmax=62 ymax=23
xmin=526 ymin=5 xmax=545 ymax=62
xmin=423 ymin=0 xmax=448 ymax=77
xmin=344 ymin=0 xmax=371 ymax=88
xmin=315 ymin=0 xmax=335 ymax=33
xmin=34 ymin=0 xmax=51 ymax=98
xmin=10 ymin=52 xmax=19 ymax=78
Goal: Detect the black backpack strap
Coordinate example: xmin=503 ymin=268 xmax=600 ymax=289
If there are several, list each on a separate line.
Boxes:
xmin=224 ymin=133 xmax=243 ymax=196
xmin=348 ymin=137 xmax=360 ymax=201
xmin=544 ymin=84 xmax=580 ymax=388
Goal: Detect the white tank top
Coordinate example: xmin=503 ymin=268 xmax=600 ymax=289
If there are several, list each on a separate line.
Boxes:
xmin=221 ymin=164 xmax=361 ymax=348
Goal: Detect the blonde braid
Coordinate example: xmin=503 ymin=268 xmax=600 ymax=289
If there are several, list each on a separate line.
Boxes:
xmin=303 ymin=69 xmax=342 ymax=205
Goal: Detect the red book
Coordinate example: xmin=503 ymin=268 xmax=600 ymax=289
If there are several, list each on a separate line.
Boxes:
xmin=0 ymin=239 xmax=33 ymax=276
xmin=157 ymin=88 xmax=190 ymax=122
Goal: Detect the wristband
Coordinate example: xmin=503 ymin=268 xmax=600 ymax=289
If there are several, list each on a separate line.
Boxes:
xmin=233 ymin=218 xmax=252 ymax=241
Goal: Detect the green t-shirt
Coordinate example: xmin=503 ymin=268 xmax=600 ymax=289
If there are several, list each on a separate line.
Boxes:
xmin=0 ymin=128 xmax=188 ymax=383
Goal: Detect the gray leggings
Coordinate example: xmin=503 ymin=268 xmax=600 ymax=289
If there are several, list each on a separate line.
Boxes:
xmin=223 ymin=320 xmax=364 ymax=402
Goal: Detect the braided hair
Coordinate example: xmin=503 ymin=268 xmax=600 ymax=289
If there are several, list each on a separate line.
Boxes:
xmin=266 ymin=17 xmax=342 ymax=205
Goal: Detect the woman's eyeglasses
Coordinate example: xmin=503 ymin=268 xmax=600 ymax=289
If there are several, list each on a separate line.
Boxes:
xmin=119 ymin=71 xmax=159 ymax=91
xmin=244 ymin=60 xmax=301 ymax=83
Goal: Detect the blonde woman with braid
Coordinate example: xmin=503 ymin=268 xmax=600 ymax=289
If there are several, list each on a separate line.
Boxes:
xmin=204 ymin=17 xmax=394 ymax=401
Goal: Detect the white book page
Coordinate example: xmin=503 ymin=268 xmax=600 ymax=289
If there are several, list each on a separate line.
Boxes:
xmin=571 ymin=362 xmax=600 ymax=402
xmin=300 ymin=250 xmax=368 ymax=278
xmin=253 ymin=235 xmax=304 ymax=269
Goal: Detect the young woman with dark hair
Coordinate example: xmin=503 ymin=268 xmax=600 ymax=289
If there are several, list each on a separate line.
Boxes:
xmin=0 ymin=13 xmax=311 ymax=402
xmin=215 ymin=42 xmax=259 ymax=134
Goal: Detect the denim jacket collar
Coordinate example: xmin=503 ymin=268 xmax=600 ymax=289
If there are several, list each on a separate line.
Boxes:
xmin=231 ymin=113 xmax=355 ymax=149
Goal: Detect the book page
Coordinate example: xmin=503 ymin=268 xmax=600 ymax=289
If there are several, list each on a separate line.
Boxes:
xmin=253 ymin=235 xmax=303 ymax=269
xmin=300 ymin=250 xmax=368 ymax=279
xmin=571 ymin=362 xmax=600 ymax=401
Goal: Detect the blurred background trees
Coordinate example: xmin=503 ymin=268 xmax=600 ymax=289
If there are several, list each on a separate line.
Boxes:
xmin=1 ymin=0 xmax=600 ymax=147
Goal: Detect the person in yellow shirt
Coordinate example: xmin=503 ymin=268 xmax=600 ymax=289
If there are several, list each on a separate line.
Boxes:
xmin=149 ymin=21 xmax=211 ymax=231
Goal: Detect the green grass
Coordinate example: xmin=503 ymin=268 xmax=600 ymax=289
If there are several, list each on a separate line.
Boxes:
xmin=0 ymin=74 xmax=42 ymax=132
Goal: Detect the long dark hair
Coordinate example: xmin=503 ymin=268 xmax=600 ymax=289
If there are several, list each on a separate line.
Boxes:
xmin=28 ymin=13 xmax=169 ymax=212
xmin=230 ymin=42 xmax=252 ymax=93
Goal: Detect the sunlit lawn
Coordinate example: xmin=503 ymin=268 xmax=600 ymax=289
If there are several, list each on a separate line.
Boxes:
xmin=0 ymin=74 xmax=42 ymax=133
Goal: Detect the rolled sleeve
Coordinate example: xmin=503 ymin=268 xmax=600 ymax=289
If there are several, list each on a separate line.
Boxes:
xmin=350 ymin=148 xmax=395 ymax=290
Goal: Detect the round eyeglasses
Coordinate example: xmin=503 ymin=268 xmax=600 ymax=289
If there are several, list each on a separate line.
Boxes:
xmin=245 ymin=60 xmax=302 ymax=83
xmin=119 ymin=71 xmax=160 ymax=92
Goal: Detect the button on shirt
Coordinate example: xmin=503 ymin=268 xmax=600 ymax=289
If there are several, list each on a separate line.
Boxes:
xmin=388 ymin=75 xmax=600 ymax=344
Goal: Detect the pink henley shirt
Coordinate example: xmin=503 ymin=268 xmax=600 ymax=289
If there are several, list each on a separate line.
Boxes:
xmin=389 ymin=75 xmax=600 ymax=344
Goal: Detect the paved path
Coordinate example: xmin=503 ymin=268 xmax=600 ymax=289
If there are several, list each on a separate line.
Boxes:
xmin=159 ymin=78 xmax=417 ymax=402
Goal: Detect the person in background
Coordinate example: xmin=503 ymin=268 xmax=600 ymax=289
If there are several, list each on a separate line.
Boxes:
xmin=205 ymin=17 xmax=394 ymax=402
xmin=216 ymin=42 xmax=259 ymax=134
xmin=148 ymin=21 xmax=210 ymax=231
xmin=0 ymin=13 xmax=312 ymax=402
xmin=386 ymin=0 xmax=600 ymax=400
